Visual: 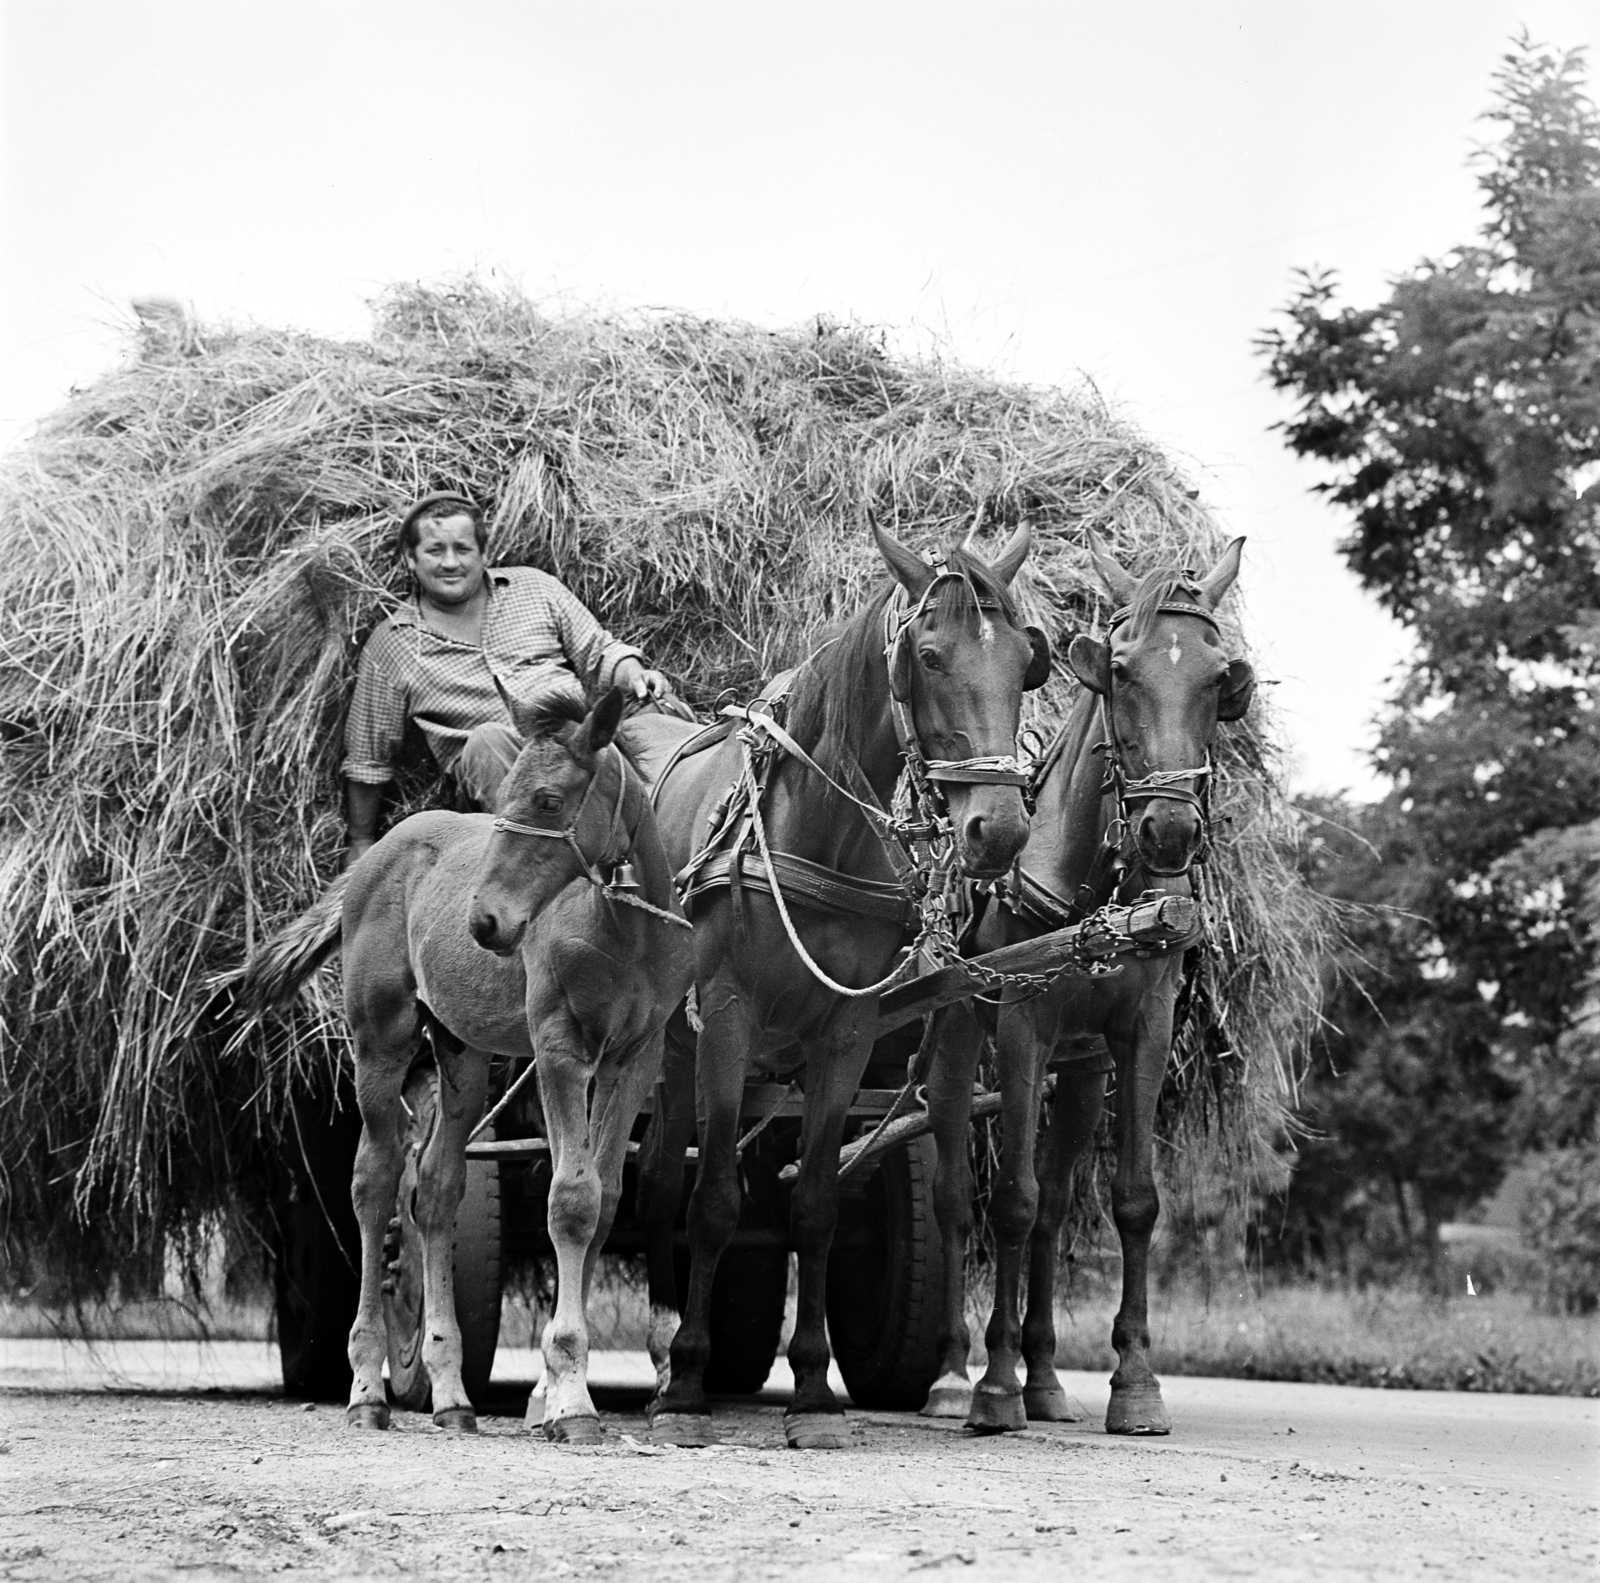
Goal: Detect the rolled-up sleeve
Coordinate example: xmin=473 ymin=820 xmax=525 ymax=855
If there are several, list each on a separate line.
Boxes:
xmin=342 ymin=631 xmax=408 ymax=784
xmin=545 ymin=575 xmax=644 ymax=691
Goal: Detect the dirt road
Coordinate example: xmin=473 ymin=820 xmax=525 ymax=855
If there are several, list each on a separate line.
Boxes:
xmin=2 ymin=1341 xmax=1595 ymax=1580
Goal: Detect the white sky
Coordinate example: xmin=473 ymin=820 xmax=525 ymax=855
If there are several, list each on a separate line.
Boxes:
xmin=5 ymin=1 xmax=1598 ymax=798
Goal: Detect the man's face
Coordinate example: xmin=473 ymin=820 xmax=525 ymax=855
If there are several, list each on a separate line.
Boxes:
xmin=406 ymin=513 xmax=485 ymax=607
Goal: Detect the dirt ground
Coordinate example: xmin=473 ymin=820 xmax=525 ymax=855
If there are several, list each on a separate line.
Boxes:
xmin=2 ymin=1346 xmax=1596 ymax=1581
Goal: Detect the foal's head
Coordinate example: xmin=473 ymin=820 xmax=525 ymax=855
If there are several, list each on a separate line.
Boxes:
xmin=1066 ymin=533 xmax=1255 ymax=878
xmin=874 ymin=522 xmax=1050 ymax=879
xmin=466 ymin=687 xmax=629 ymax=956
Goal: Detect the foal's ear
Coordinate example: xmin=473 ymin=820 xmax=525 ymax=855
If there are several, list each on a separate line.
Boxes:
xmin=1085 ymin=529 xmax=1137 ymax=607
xmin=496 ymin=676 xmax=540 ymax=740
xmin=872 ymin=523 xmax=935 ymax=599
xmin=1217 ymin=658 xmax=1255 ymax=722
xmin=580 ymin=687 xmax=627 ymax=755
xmin=1067 ymin=634 xmax=1110 ymax=695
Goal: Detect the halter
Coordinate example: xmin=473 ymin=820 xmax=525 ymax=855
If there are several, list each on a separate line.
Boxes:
xmin=881 ymin=554 xmax=1032 ymax=813
xmin=1095 ymin=591 xmax=1217 ymax=880
xmin=491 ymin=745 xmax=692 ymax=930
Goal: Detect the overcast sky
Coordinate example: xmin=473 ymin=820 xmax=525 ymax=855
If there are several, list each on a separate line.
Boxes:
xmin=5 ymin=1 xmax=1599 ymax=797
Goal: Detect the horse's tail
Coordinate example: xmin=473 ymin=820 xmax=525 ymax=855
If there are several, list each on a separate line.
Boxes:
xmin=222 ymin=870 xmax=351 ymax=1020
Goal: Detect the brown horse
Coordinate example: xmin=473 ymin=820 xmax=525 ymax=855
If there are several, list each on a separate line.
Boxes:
xmin=920 ymin=532 xmax=1254 ymax=1435
xmin=639 ymin=524 xmax=1050 ymax=1450
xmin=238 ymin=687 xmax=693 ymax=1440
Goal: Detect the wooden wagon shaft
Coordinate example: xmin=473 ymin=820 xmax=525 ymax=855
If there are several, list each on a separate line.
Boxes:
xmin=874 ymin=891 xmax=1200 ymax=1039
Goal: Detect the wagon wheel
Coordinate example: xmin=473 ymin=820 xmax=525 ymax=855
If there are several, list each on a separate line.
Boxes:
xmin=383 ymin=1075 xmax=503 ymax=1411
xmin=274 ymin=1090 xmax=363 ymax=1402
xmin=825 ymin=1131 xmax=945 ymax=1410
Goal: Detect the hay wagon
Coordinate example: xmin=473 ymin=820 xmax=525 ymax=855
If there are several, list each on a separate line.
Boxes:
xmin=275 ymin=894 xmax=1200 ymax=1410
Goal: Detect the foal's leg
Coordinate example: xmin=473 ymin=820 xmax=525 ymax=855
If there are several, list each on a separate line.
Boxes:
xmin=653 ymin=979 xmax=753 ymax=1445
xmin=920 ymin=1003 xmax=984 ymax=1418
xmin=584 ymin=1036 xmax=664 ymax=1307
xmin=412 ymin=1042 xmax=490 ymax=1431
xmin=1020 ymin=1062 xmax=1105 ymax=1422
xmin=785 ymin=999 xmax=878 ymax=1451
xmin=636 ymin=1017 xmax=697 ymax=1407
xmin=344 ymin=996 xmax=418 ymax=1429
xmin=1104 ymin=982 xmax=1178 ymax=1435
xmin=533 ymin=1015 xmax=608 ymax=1444
xmin=967 ymin=1006 xmax=1052 ymax=1433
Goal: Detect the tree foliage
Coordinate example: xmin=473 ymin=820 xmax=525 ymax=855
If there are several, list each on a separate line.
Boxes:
xmin=1258 ymin=35 xmax=1600 ymax=1264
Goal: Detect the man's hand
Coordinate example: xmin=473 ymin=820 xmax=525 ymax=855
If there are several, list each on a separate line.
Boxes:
xmin=614 ymin=657 xmax=671 ymax=702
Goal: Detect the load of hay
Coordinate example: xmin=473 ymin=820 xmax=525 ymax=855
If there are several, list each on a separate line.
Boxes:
xmin=0 ymin=280 xmax=1330 ymax=1296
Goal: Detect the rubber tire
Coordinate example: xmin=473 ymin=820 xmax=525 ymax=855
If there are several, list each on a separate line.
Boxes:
xmin=825 ymin=1131 xmax=945 ymax=1410
xmin=674 ymin=1243 xmax=789 ymax=1395
xmin=384 ymin=1146 xmax=504 ymax=1411
xmin=274 ymin=1100 xmax=362 ymax=1402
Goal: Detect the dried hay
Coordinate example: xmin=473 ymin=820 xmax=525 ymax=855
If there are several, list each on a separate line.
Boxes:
xmin=0 ymin=280 xmax=1328 ymax=1293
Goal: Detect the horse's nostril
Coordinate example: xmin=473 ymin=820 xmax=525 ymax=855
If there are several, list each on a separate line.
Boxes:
xmin=470 ymin=911 xmax=497 ymax=945
xmin=963 ymin=814 xmax=986 ymax=851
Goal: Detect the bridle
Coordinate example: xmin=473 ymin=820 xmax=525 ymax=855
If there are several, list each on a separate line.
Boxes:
xmin=1096 ymin=588 xmax=1217 ymax=881
xmin=881 ymin=553 xmax=1033 ymax=819
xmin=492 ymin=745 xmax=692 ymax=930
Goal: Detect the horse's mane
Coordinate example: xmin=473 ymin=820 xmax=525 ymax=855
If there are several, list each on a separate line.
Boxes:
xmin=1114 ymin=565 xmax=1208 ymax=643
xmin=786 ymin=543 xmax=1023 ymax=764
xmin=518 ymin=681 xmax=591 ymax=739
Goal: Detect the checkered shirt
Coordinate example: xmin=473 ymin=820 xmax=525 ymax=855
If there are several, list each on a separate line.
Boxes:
xmin=341 ymin=566 xmax=644 ymax=784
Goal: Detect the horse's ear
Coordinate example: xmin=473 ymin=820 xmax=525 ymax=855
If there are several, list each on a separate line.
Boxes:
xmin=1217 ymin=658 xmax=1255 ymax=721
xmin=988 ymin=521 xmax=1032 ymax=586
xmin=1085 ymin=529 xmax=1137 ymax=606
xmin=1067 ymin=634 xmax=1110 ymax=695
xmin=497 ymin=676 xmax=541 ymax=739
xmin=873 ymin=523 xmax=934 ymax=599
xmin=1200 ymin=537 xmax=1246 ymax=608
xmin=580 ymin=687 xmax=627 ymax=755
xmin=1024 ymin=626 xmax=1052 ymax=690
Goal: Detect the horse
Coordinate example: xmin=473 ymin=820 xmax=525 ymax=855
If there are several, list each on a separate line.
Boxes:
xmin=235 ymin=685 xmax=694 ymax=1441
xmin=919 ymin=531 xmax=1254 ymax=1436
xmin=637 ymin=522 xmax=1051 ymax=1450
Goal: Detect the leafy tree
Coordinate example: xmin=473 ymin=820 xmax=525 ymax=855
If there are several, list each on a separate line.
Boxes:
xmin=1258 ymin=36 xmax=1600 ymax=1260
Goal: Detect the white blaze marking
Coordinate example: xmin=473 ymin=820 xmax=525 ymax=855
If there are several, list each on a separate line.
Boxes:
xmin=1168 ymin=634 xmax=1182 ymax=666
xmin=980 ymin=614 xmax=995 ymax=645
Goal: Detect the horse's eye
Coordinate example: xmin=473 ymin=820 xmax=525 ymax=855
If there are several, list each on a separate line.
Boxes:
xmin=534 ymin=792 xmax=564 ymax=814
xmin=1111 ymin=661 xmax=1131 ymax=682
xmin=919 ymin=648 xmax=944 ymax=672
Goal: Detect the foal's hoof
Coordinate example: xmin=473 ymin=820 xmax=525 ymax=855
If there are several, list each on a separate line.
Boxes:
xmin=785 ymin=1412 xmax=849 ymax=1451
xmin=650 ymin=1412 xmax=717 ymax=1448
xmin=919 ymin=1376 xmax=973 ymax=1419
xmin=1106 ymin=1382 xmax=1170 ymax=1436
xmin=966 ymin=1384 xmax=1027 ymax=1435
xmin=433 ymin=1407 xmax=478 ymax=1434
xmin=1024 ymin=1380 xmax=1090 ymax=1423
xmin=544 ymin=1414 xmax=603 ymax=1446
xmin=344 ymin=1402 xmax=390 ymax=1431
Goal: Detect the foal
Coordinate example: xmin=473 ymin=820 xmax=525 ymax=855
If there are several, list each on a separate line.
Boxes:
xmin=922 ymin=533 xmax=1254 ymax=1435
xmin=243 ymin=687 xmax=692 ymax=1440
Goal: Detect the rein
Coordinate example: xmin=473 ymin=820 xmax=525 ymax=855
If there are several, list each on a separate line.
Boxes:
xmin=491 ymin=745 xmax=692 ymax=931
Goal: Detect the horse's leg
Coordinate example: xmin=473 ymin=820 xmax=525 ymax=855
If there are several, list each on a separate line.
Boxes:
xmin=920 ymin=1003 xmax=984 ymax=1418
xmin=412 ymin=1040 xmax=490 ymax=1432
xmin=344 ymin=998 xmax=418 ymax=1429
xmin=785 ymin=999 xmax=877 ymax=1451
xmin=653 ymin=980 xmax=751 ymax=1445
xmin=584 ymin=1035 xmax=664 ymax=1319
xmin=966 ymin=1005 xmax=1050 ymax=1434
xmin=532 ymin=1016 xmax=609 ymax=1444
xmin=1020 ymin=1061 xmax=1105 ymax=1422
xmin=1105 ymin=985 xmax=1177 ymax=1435
xmin=635 ymin=1014 xmax=697 ymax=1407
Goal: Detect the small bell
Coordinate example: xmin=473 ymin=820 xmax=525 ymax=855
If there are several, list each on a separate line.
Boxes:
xmin=610 ymin=862 xmax=640 ymax=893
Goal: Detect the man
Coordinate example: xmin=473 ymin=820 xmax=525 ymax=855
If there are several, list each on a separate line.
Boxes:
xmin=341 ymin=492 xmax=675 ymax=864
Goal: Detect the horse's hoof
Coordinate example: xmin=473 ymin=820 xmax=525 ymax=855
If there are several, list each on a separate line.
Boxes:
xmin=344 ymin=1402 xmax=390 ymax=1431
xmin=965 ymin=1385 xmax=1027 ymax=1435
xmin=433 ymin=1407 xmax=478 ymax=1434
xmin=650 ymin=1413 xmax=716 ymax=1448
xmin=544 ymin=1414 xmax=603 ymax=1446
xmin=1106 ymin=1382 xmax=1170 ymax=1436
xmin=919 ymin=1378 xmax=972 ymax=1419
xmin=1024 ymin=1380 xmax=1090 ymax=1423
xmin=785 ymin=1412 xmax=849 ymax=1451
